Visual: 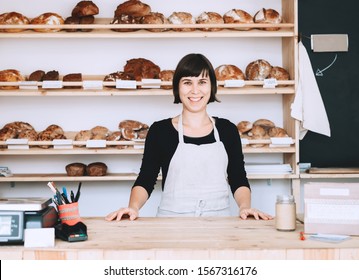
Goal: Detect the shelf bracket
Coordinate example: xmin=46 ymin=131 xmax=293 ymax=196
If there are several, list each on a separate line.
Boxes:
xmin=10 ymin=182 xmax=15 ymax=188
xmin=266 ymin=179 xmax=272 ymax=186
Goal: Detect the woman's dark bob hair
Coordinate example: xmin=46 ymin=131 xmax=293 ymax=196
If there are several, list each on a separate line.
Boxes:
xmin=172 ymin=53 xmax=219 ymax=104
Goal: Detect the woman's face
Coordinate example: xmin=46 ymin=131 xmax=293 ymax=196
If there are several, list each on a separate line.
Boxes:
xmin=178 ymin=72 xmax=211 ymax=113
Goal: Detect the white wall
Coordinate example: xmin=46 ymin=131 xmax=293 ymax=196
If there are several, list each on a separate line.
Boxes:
xmin=0 ymin=0 xmax=291 ymax=217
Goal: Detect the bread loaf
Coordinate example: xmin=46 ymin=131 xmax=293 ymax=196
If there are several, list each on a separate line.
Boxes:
xmin=72 ymin=1 xmax=99 ymax=17
xmin=159 ymin=70 xmax=174 ymax=89
xmin=28 ymin=70 xmax=45 ymax=81
xmin=30 ymin=12 xmax=65 ymax=32
xmin=245 ymin=59 xmax=272 ymax=81
xmin=215 ymin=65 xmax=245 ymax=82
xmin=123 ymin=58 xmax=160 ymax=81
xmin=267 ymin=66 xmax=290 ymax=81
xmin=86 ymin=162 xmax=107 ymax=176
xmin=236 ymin=121 xmax=253 ymax=135
xmin=43 ymin=70 xmax=59 ymax=81
xmin=253 ymin=8 xmax=282 ymax=31
xmin=168 ymin=12 xmax=195 ymax=32
xmin=196 ymin=12 xmax=224 ymax=31
xmin=140 ymin=12 xmax=169 ymax=32
xmin=63 ymin=73 xmax=82 ymax=88
xmin=0 ymin=12 xmax=30 ymax=32
xmin=110 ymin=14 xmax=141 ymax=32
xmin=114 ymin=0 xmax=151 ymax=17
xmin=66 ymin=162 xmax=87 ymax=176
xmin=0 ymin=69 xmax=25 ymax=89
xmin=223 ymin=9 xmax=253 ymax=30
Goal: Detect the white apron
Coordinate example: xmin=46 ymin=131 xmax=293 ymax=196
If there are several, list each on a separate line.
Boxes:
xmin=157 ymin=114 xmax=231 ymax=217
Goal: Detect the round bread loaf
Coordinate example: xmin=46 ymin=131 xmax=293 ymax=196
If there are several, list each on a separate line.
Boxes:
xmin=140 ymin=12 xmax=169 ymax=32
xmin=17 ymin=129 xmax=38 ymax=141
xmin=215 ymin=65 xmax=245 ymax=81
xmin=0 ymin=127 xmax=17 ymax=141
xmin=114 ymin=0 xmax=151 ymax=17
xmin=63 ymin=73 xmax=82 ymax=89
xmin=28 ymin=70 xmax=45 ymax=81
xmin=86 ymin=162 xmax=107 ymax=176
xmin=72 ymin=1 xmax=99 ymax=17
xmin=267 ymin=66 xmax=290 ymax=81
xmin=253 ymin=118 xmax=275 ymax=129
xmin=253 ymin=8 xmax=282 ymax=31
xmin=3 ymin=121 xmax=34 ymax=134
xmin=196 ymin=11 xmax=224 ymax=31
xmin=245 ymin=59 xmax=272 ymax=81
xmin=0 ymin=69 xmax=25 ymax=90
xmin=0 ymin=12 xmax=30 ymax=32
xmin=119 ymin=120 xmax=144 ymax=131
xmin=66 ymin=162 xmax=87 ymax=176
xmin=123 ymin=58 xmax=160 ymax=81
xmin=268 ymin=127 xmax=288 ymax=137
xmin=168 ymin=12 xmax=195 ymax=32
xmin=64 ymin=16 xmax=80 ymax=32
xmin=75 ymin=130 xmax=93 ymax=141
xmin=223 ymin=9 xmax=253 ymax=30
xmin=159 ymin=70 xmax=174 ymax=89
xmin=43 ymin=70 xmax=60 ymax=81
xmin=30 ymin=12 xmax=65 ymax=32
xmin=110 ymin=14 xmax=141 ymax=32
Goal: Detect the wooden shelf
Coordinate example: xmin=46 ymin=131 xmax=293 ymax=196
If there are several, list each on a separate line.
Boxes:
xmin=0 ymin=172 xmax=298 ymax=183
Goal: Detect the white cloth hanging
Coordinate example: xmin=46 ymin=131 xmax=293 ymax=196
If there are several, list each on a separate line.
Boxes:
xmin=291 ymin=41 xmax=331 ymax=139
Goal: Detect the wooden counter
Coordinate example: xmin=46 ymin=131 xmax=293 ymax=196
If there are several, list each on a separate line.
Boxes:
xmin=1 ymin=217 xmax=358 ymax=260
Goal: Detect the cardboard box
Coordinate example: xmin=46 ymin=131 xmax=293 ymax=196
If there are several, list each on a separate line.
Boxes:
xmin=304 ymin=182 xmax=359 ymax=236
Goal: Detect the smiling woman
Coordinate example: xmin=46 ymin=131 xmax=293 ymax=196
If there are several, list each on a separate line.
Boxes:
xmin=105 ymin=53 xmax=273 ymax=221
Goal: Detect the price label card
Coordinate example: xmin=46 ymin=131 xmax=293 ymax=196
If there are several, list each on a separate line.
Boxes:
xmin=240 ymin=138 xmax=249 ymax=145
xmin=224 ymin=79 xmax=245 ymax=88
xmin=83 ymin=80 xmax=103 ymax=90
xmin=263 ymin=78 xmax=278 ymax=88
xmin=42 ymin=80 xmax=63 ymax=89
xmin=19 ymin=81 xmax=38 ymax=90
xmin=5 ymin=139 xmax=28 ymax=145
xmin=53 ymin=139 xmax=73 ymax=149
xmin=141 ymin=79 xmax=161 ymax=89
xmin=116 ymin=80 xmax=137 ymax=89
xmin=270 ymin=137 xmax=294 ymax=145
xmin=86 ymin=140 xmax=106 ymax=148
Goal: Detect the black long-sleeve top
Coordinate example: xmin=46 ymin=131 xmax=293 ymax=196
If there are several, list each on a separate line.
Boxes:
xmin=133 ymin=117 xmax=250 ymax=197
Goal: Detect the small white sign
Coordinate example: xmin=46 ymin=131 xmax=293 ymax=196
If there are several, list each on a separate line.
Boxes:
xmin=263 ymin=78 xmax=278 ymax=88
xmin=224 ymin=79 xmax=245 ymax=88
xmin=86 ymin=139 xmax=106 ymax=148
xmin=116 ymin=80 xmax=137 ymax=89
xmin=53 ymin=139 xmax=73 ymax=149
xmin=83 ymin=80 xmax=103 ymax=90
xmin=19 ymin=81 xmax=38 ymax=90
xmin=141 ymin=79 xmax=161 ymax=89
xmin=42 ymin=80 xmax=63 ymax=89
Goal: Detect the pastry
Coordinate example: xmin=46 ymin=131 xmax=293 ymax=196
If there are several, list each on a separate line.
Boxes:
xmin=30 ymin=12 xmax=65 ymax=32
xmin=215 ymin=65 xmax=245 ymax=81
xmin=28 ymin=70 xmax=45 ymax=81
xmin=159 ymin=70 xmax=174 ymax=89
xmin=114 ymin=0 xmax=151 ymax=17
xmin=72 ymin=1 xmax=99 ymax=17
xmin=0 ymin=12 xmax=30 ymax=32
xmin=168 ymin=12 xmax=195 ymax=32
xmin=196 ymin=11 xmax=224 ymax=31
xmin=253 ymin=8 xmax=282 ymax=31
xmin=66 ymin=162 xmax=87 ymax=176
xmin=0 ymin=69 xmax=25 ymax=89
xmin=245 ymin=59 xmax=272 ymax=81
xmin=223 ymin=9 xmax=253 ymax=30
xmin=140 ymin=12 xmax=169 ymax=32
xmin=86 ymin=162 xmax=107 ymax=176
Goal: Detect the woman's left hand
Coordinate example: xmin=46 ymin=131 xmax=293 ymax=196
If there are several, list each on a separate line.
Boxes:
xmin=239 ymin=207 xmax=273 ymax=220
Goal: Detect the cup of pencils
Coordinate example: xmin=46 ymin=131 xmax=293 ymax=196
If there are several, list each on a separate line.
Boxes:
xmin=47 ymin=181 xmax=82 ymax=226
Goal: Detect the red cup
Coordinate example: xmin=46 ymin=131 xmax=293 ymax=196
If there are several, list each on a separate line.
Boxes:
xmin=58 ymin=202 xmax=81 ymax=226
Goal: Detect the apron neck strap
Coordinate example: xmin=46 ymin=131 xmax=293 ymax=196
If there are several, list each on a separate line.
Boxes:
xmin=178 ymin=114 xmax=220 ymax=143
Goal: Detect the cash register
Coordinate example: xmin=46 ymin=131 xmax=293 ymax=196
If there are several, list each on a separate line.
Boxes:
xmin=0 ymin=197 xmax=58 ymax=244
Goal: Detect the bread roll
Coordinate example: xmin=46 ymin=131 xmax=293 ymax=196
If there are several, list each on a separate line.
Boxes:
xmin=245 ymin=59 xmax=272 ymax=81
xmin=66 ymin=162 xmax=87 ymax=176
xmin=0 ymin=127 xmax=17 ymax=141
xmin=17 ymin=129 xmax=38 ymax=141
xmin=110 ymin=14 xmax=141 ymax=32
xmin=159 ymin=70 xmax=174 ymax=89
xmin=236 ymin=121 xmax=253 ymax=135
xmin=43 ymin=70 xmax=59 ymax=81
xmin=196 ymin=11 xmax=224 ymax=31
xmin=253 ymin=119 xmax=275 ymax=129
xmin=114 ymin=0 xmax=151 ymax=17
xmin=72 ymin=1 xmax=99 ymax=17
xmin=30 ymin=12 xmax=65 ymax=32
xmin=215 ymin=65 xmax=245 ymax=82
xmin=75 ymin=130 xmax=93 ymax=141
xmin=0 ymin=12 xmax=30 ymax=32
xmin=268 ymin=127 xmax=288 ymax=138
xmin=168 ymin=12 xmax=195 ymax=32
xmin=3 ymin=121 xmax=34 ymax=134
xmin=253 ymin=8 xmax=282 ymax=31
xmin=65 ymin=15 xmax=95 ymax=32
xmin=90 ymin=125 xmax=110 ymax=140
xmin=223 ymin=9 xmax=253 ymax=30
xmin=0 ymin=69 xmax=25 ymax=89
xmin=86 ymin=162 xmax=107 ymax=176
xmin=140 ymin=12 xmax=169 ymax=32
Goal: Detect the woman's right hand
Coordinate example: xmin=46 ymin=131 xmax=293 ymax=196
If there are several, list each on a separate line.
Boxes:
xmin=105 ymin=207 xmax=139 ymax=221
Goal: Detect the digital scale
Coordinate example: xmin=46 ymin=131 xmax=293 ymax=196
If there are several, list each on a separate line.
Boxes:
xmin=0 ymin=197 xmax=57 ymax=244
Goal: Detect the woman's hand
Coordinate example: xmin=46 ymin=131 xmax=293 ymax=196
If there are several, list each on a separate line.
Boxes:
xmin=105 ymin=207 xmax=139 ymax=221
xmin=239 ymin=207 xmax=273 ymax=220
